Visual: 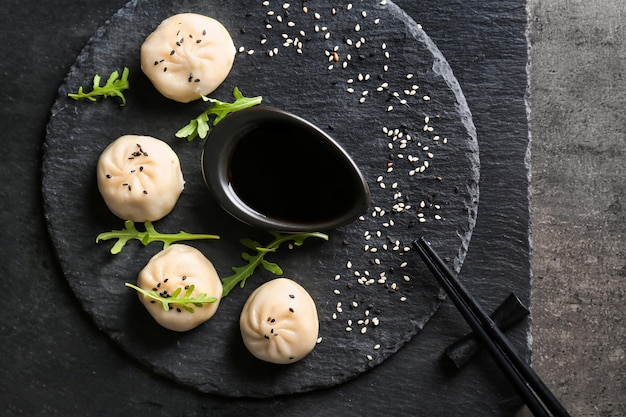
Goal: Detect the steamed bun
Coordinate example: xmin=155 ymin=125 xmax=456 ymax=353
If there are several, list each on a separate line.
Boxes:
xmin=240 ymin=278 xmax=319 ymax=364
xmin=141 ymin=13 xmax=236 ymax=103
xmin=136 ymin=244 xmax=222 ymax=332
xmin=97 ymin=134 xmax=184 ymax=222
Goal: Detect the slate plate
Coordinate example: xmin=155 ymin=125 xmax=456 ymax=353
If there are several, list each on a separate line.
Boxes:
xmin=42 ymin=0 xmax=479 ymax=398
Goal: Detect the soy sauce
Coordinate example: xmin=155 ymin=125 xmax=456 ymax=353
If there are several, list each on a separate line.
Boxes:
xmin=228 ymin=123 xmax=359 ymax=223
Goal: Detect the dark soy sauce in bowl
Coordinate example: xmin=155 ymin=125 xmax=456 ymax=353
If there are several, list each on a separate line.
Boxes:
xmin=202 ymin=106 xmax=370 ymax=232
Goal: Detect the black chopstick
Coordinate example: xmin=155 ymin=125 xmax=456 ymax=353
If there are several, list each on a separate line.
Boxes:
xmin=412 ymin=237 xmax=571 ymax=417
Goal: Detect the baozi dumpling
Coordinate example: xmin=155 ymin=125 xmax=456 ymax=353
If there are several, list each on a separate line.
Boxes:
xmin=136 ymin=244 xmax=222 ymax=332
xmin=240 ymin=278 xmax=319 ymax=364
xmin=97 ymin=135 xmax=184 ymax=222
xmin=141 ymin=13 xmax=236 ymax=103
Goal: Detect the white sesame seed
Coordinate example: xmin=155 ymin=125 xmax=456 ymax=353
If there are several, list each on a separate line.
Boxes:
xmin=355 ymin=23 xmax=361 ymax=32
xmin=347 ymin=261 xmax=352 ymax=268
xmin=276 ymin=15 xmax=283 ymax=22
xmin=288 ymin=21 xmax=296 ymax=27
xmin=266 ymin=24 xmax=272 ymax=29
xmin=346 ymin=87 xmax=354 ymax=93
xmin=262 ymin=0 xmax=269 ymax=5
xmin=387 ymin=105 xmax=393 ymax=112
xmin=282 ymin=2 xmax=290 ymax=9
xmin=238 ymin=46 xmax=245 ymax=53
xmin=423 ymin=95 xmax=431 ymax=101
xmin=302 ymin=6 xmax=308 ymax=13
xmin=247 ymin=49 xmax=255 ymax=55
xmin=346 ymin=327 xmax=352 ymax=332
xmin=347 ymin=3 xmax=353 ymax=10
xmin=367 ymin=354 xmax=373 ymax=361
xmin=334 ymin=289 xmax=341 ymax=295
xmin=361 ymin=327 xmax=367 ymax=334
xmin=400 ymin=296 xmax=407 ymax=302
xmin=403 ymin=275 xmax=411 ymax=282
xmin=332 ymin=312 xmax=337 ymax=320
xmin=362 ymin=11 xmax=367 ymax=18
xmin=314 ymin=12 xmax=321 ymax=19
xmin=374 ymin=344 xmax=381 ymax=350
xmin=317 ymin=336 xmax=323 ymax=343
xmin=374 ymin=18 xmax=380 ymax=24
xmin=267 ymin=10 xmax=275 ymax=16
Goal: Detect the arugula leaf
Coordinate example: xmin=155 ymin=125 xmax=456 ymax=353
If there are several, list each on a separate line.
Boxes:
xmin=221 ymin=231 xmax=329 ymax=297
xmin=125 ymin=283 xmax=217 ymax=313
xmin=175 ymin=87 xmax=263 ymax=141
xmin=96 ymin=220 xmax=219 ymax=254
xmin=68 ymin=67 xmax=130 ymax=105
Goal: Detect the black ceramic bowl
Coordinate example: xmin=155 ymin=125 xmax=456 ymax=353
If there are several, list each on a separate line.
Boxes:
xmin=201 ymin=106 xmax=371 ymax=232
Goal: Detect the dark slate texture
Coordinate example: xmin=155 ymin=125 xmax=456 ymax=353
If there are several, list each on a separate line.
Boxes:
xmin=0 ymin=0 xmax=530 ymax=415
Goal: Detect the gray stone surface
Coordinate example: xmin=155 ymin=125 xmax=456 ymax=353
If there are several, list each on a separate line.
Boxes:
xmin=518 ymin=0 xmax=626 ymax=416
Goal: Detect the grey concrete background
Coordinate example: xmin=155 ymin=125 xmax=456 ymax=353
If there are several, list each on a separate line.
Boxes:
xmin=521 ymin=0 xmax=626 ymax=416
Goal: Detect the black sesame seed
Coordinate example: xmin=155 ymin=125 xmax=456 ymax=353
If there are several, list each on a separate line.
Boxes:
xmin=170 ymin=50 xmax=175 ymax=55
xmin=196 ymin=39 xmax=202 ymax=44
xmin=164 ymin=278 xmax=169 ymax=283
xmin=289 ymin=308 xmax=294 ymax=313
xmin=143 ymin=190 xmax=148 ymax=195
xmin=182 ymin=276 xmax=187 ymax=280
xmin=163 ymin=67 xmax=168 ymax=72
xmin=154 ymin=60 xmax=159 ymax=65
xmin=106 ymin=174 xmax=112 ymax=179
xmin=289 ymin=294 xmax=295 ymax=299
xmin=202 ymin=29 xmax=206 ymax=35
xmin=264 ymin=335 xmax=270 ymax=340
xmin=289 ymin=356 xmax=295 ymax=360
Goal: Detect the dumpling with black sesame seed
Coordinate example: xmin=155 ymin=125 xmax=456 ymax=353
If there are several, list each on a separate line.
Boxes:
xmin=135 ymin=244 xmax=222 ymax=332
xmin=140 ymin=13 xmax=236 ymax=103
xmin=96 ymin=134 xmax=184 ymax=222
xmin=239 ymin=278 xmax=319 ymax=364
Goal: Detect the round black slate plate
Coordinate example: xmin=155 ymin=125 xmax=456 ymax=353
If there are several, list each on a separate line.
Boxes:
xmin=42 ymin=0 xmax=479 ymax=398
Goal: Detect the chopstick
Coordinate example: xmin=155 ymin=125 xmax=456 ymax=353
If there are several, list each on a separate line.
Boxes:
xmin=412 ymin=237 xmax=571 ymax=417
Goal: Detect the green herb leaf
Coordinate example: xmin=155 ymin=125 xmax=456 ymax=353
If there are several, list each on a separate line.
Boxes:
xmin=96 ymin=220 xmax=220 ymax=254
xmin=175 ymin=87 xmax=262 ymax=141
xmin=68 ymin=67 xmax=130 ymax=105
xmin=125 ymin=283 xmax=217 ymax=313
xmin=220 ymin=231 xmax=328 ymax=297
